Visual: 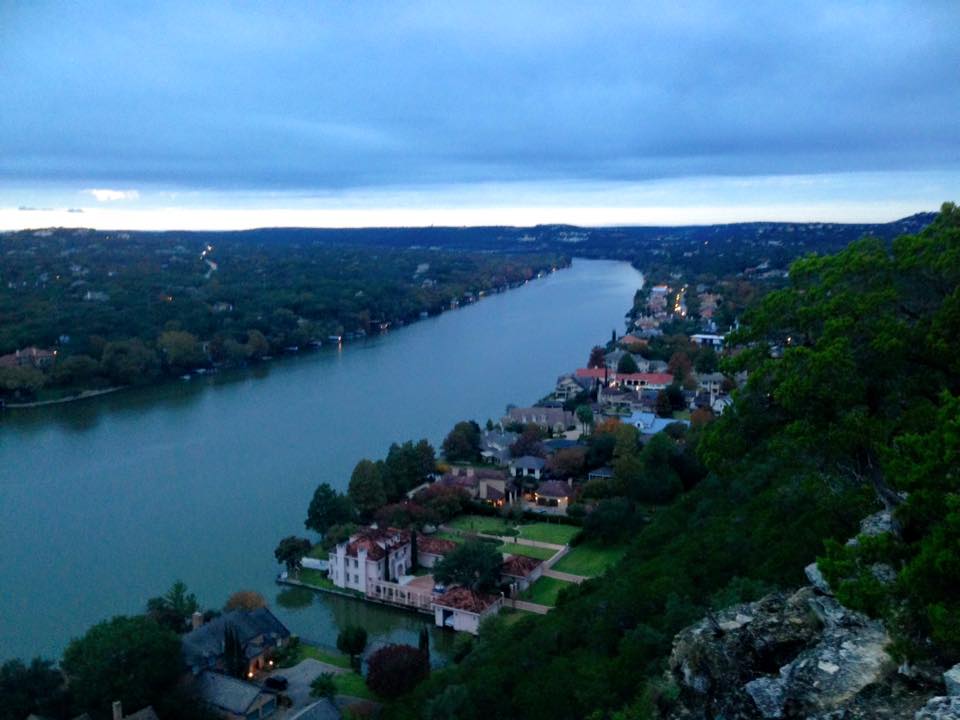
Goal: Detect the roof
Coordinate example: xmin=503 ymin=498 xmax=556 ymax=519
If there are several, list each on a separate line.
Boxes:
xmin=536 ymin=480 xmax=573 ymax=498
xmin=288 ymin=699 xmax=342 ymax=720
xmin=182 ymin=607 xmax=290 ymax=669
xmin=344 ymin=527 xmax=411 ymax=561
xmin=501 ymin=555 xmax=543 ymax=578
xmin=576 ymin=367 xmax=609 ymax=379
xmin=617 ymin=372 xmax=674 ymax=385
xmin=432 ymin=587 xmax=498 ymax=613
xmin=196 ymin=672 xmax=265 ymax=715
xmin=512 ymin=455 xmax=546 ymax=470
xmin=417 ymin=536 xmax=458 ymax=556
xmin=626 ymin=411 xmax=690 ymax=436
xmin=506 ymin=406 xmax=574 ymax=427
xmin=588 ymin=466 xmax=614 ymax=478
xmin=696 ymin=372 xmax=726 ymax=383
xmin=124 ymin=709 xmax=160 ymax=720
xmin=543 ymin=438 xmax=580 ymax=453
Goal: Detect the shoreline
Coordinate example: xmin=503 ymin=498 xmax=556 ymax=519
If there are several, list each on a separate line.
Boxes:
xmin=1 ymin=264 xmax=567 ymax=412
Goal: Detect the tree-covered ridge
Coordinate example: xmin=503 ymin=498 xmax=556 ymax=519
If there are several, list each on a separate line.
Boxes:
xmin=388 ymin=204 xmax=959 ymax=720
xmin=0 ymin=228 xmax=562 ymax=399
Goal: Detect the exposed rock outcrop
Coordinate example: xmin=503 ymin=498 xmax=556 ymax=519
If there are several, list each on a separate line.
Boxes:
xmin=667 ymin=586 xmax=907 ymax=719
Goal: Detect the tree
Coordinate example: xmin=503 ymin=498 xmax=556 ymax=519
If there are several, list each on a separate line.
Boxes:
xmin=306 ymin=482 xmax=354 ymax=534
xmin=274 ymin=536 xmax=312 ymax=574
xmin=245 ymin=329 xmax=270 ymax=359
xmin=146 ymin=579 xmax=199 ymax=633
xmin=0 ymin=657 xmax=67 ymax=720
xmin=631 ymin=434 xmax=683 ymax=504
xmin=587 ymin=346 xmax=606 ymax=369
xmin=337 ymin=625 xmax=368 ymax=670
xmin=694 ymin=347 xmax=719 ymax=374
xmin=583 ymin=497 xmax=634 ymax=545
xmin=157 ymin=330 xmax=206 ymax=372
xmin=223 ymin=623 xmax=246 ymax=678
xmin=510 ymin=425 xmax=544 ymax=458
xmin=432 ymin=540 xmax=503 ymax=593
xmin=224 ymin=590 xmax=267 ymax=612
xmin=442 ymin=421 xmax=482 ymax=463
xmin=419 ymin=626 xmax=430 ymax=656
xmin=546 ymin=447 xmax=586 ymax=478
xmin=668 ymin=351 xmax=692 ymax=383
xmin=383 ymin=440 xmax=437 ymax=499
xmin=348 ymin=460 xmax=387 ymax=518
xmin=100 ymin=339 xmax=159 ymax=385
xmin=414 ymin=485 xmax=470 ymax=524
xmin=365 ymin=644 xmax=429 ymax=699
xmin=616 ymin=353 xmax=639 ymax=374
xmin=575 ymin=404 xmax=594 ymax=433
xmin=310 ymin=672 xmax=337 ymax=699
xmin=61 ymin=615 xmax=181 ymax=715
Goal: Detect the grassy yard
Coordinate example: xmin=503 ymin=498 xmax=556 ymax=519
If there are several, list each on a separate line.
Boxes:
xmin=296 ymin=569 xmax=364 ymax=598
xmin=293 ymin=644 xmax=352 ymax=669
xmin=517 ymin=522 xmax=580 ymax=545
xmin=307 ymin=543 xmax=328 ymax=559
xmin=333 ymin=671 xmax=375 ymax=699
xmin=496 ymin=541 xmax=558 ymax=561
xmin=447 ymin=514 xmax=514 ymax=535
xmin=552 ymin=543 xmax=627 ymax=577
xmin=521 ymin=576 xmax=574 ymax=606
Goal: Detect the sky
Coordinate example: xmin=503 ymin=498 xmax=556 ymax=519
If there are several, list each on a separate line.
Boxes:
xmin=1 ymin=1 xmax=958 ymax=230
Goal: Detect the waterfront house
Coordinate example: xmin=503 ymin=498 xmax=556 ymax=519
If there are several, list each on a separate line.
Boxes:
xmin=534 ymin=479 xmax=574 ymax=512
xmin=196 ymin=671 xmax=278 ymax=720
xmin=504 ymin=406 xmax=575 ymax=433
xmin=501 ymin=555 xmax=544 ymax=593
xmin=627 ymin=411 xmax=690 ymax=437
xmin=416 ymin=535 xmax=458 ymax=568
xmin=480 ymin=429 xmax=518 ymax=465
xmin=182 ymin=608 xmax=290 ymax=677
xmin=431 ymin=588 xmax=503 ymax=634
xmin=328 ymin=526 xmax=412 ymax=592
xmin=691 ymin=333 xmax=725 ymax=350
xmin=554 ymin=373 xmax=588 ymax=401
xmin=616 ymin=372 xmax=673 ymax=391
xmin=510 ymin=455 xmax=546 ymax=480
xmin=0 ymin=346 xmax=56 ymax=369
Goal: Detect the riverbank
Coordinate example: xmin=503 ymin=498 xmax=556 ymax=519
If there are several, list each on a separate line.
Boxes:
xmin=1 ymin=267 xmax=564 ymax=413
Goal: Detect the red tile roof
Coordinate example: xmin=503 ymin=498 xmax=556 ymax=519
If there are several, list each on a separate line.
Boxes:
xmin=617 ymin=372 xmax=673 ymax=385
xmin=345 ymin=527 xmax=410 ymax=561
xmin=536 ymin=480 xmax=573 ymax=498
xmin=576 ymin=367 xmax=609 ymax=379
xmin=432 ymin=587 xmax=498 ymax=613
xmin=417 ymin=536 xmax=458 ymax=556
xmin=501 ymin=555 xmax=542 ymax=578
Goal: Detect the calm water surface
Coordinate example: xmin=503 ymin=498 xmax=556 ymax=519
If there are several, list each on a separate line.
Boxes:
xmin=0 ymin=258 xmax=642 ymax=661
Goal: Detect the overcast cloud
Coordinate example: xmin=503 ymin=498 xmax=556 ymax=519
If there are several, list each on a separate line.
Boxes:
xmin=0 ymin=1 xmax=957 ymax=227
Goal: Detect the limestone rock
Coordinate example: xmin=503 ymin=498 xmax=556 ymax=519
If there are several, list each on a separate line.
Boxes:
xmin=805 ymin=562 xmax=832 ymax=594
xmin=945 ymin=664 xmax=960 ymax=697
xmin=916 ymin=696 xmax=960 ymax=720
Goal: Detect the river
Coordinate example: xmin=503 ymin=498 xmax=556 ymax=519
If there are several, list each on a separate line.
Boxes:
xmin=0 ymin=258 xmax=643 ymax=662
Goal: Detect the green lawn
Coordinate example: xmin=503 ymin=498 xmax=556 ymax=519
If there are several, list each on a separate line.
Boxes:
xmin=447 ymin=514 xmax=514 ymax=535
xmin=517 ymin=522 xmax=580 ymax=545
xmin=496 ymin=542 xmax=558 ymax=561
xmin=552 ymin=543 xmax=627 ymax=577
xmin=297 ymin=569 xmax=364 ymax=598
xmin=307 ymin=543 xmax=328 ymax=559
xmin=333 ymin=672 xmax=375 ymax=699
xmin=294 ymin=644 xmax=351 ymax=669
xmin=521 ymin=576 xmax=574 ymax=606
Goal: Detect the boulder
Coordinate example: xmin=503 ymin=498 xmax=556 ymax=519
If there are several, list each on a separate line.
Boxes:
xmin=668 ymin=587 xmax=897 ymax=719
xmin=805 ymin=562 xmax=832 ymax=595
xmin=945 ymin=664 xmax=960 ymax=697
xmin=916 ymin=696 xmax=960 ymax=720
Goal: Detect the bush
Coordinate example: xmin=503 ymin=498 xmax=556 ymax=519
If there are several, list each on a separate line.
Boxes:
xmin=365 ymin=644 xmax=429 ymax=699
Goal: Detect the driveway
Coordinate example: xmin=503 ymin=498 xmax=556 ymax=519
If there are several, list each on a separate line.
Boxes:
xmin=267 ymin=658 xmax=347 ymax=713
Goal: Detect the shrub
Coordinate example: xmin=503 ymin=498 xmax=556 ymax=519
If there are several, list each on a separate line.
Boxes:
xmin=365 ymin=644 xmax=429 ymax=699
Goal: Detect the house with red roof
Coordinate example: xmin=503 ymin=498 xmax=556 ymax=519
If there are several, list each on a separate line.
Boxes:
xmin=328 ymin=526 xmax=412 ymax=593
xmin=431 ymin=587 xmax=503 ymax=635
xmin=416 ymin=535 xmax=458 ymax=568
xmin=501 ymin=555 xmax=544 ymax=593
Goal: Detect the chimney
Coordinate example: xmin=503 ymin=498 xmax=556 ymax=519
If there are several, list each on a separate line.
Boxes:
xmin=112 ymin=701 xmax=123 ymax=720
xmin=191 ymin=611 xmax=204 ymax=631
xmin=567 ymin=477 xmax=573 ymax=488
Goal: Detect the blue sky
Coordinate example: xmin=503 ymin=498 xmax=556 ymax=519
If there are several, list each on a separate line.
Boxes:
xmin=1 ymin=1 xmax=958 ymax=229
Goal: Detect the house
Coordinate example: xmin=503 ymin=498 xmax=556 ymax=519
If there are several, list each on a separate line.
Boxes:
xmin=182 ymin=608 xmax=291 ymax=677
xmin=587 ymin=466 xmax=614 ymax=481
xmin=691 ymin=333 xmax=725 ymax=350
xmin=480 ymin=430 xmax=518 ymax=465
xmin=618 ymin=334 xmax=645 ymax=349
xmin=416 ymin=536 xmax=458 ymax=568
xmin=616 ymin=372 xmax=673 ymax=391
xmin=432 ymin=587 xmax=503 ymax=635
xmin=501 ymin=555 xmax=544 ymax=593
xmin=597 ymin=385 xmax=639 ymax=413
xmin=196 ymin=671 xmax=278 ymax=720
xmin=626 ymin=411 xmax=690 ymax=437
xmin=0 ymin=346 xmax=56 ymax=369
xmin=712 ymin=395 xmax=734 ymax=415
xmin=477 ymin=471 xmax=518 ymax=506
xmin=510 ymin=455 xmax=546 ymax=480
xmin=695 ymin=372 xmax=726 ymax=400
xmin=554 ymin=373 xmax=588 ymax=401
xmin=505 ymin=406 xmax=575 ymax=433
xmin=542 ymin=438 xmax=580 ymax=455
xmin=328 ymin=526 xmax=412 ymax=592
xmin=435 ymin=471 xmax=479 ymax=497
xmin=534 ymin=479 xmax=574 ymax=511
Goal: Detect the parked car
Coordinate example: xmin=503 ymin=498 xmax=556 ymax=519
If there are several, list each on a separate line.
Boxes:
xmin=432 ymin=583 xmax=446 ymax=594
xmin=264 ymin=676 xmax=288 ymax=692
